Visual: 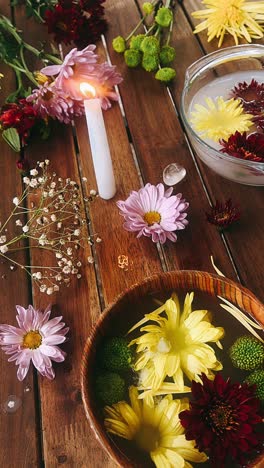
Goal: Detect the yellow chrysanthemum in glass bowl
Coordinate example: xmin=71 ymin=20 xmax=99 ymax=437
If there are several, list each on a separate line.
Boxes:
xmin=192 ymin=0 xmax=264 ymax=47
xmin=190 ymin=97 xmax=253 ymax=142
xmin=104 ymin=386 xmax=207 ymax=468
xmin=128 ymin=292 xmax=224 ymax=399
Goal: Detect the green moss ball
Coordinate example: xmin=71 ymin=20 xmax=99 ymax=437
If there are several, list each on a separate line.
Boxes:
xmin=95 ymin=372 xmax=125 ymax=406
xmin=159 ymin=45 xmax=176 ymax=66
xmin=229 ymin=335 xmax=264 ymax=371
xmin=124 ymin=49 xmax=142 ymax=67
xmin=100 ymin=337 xmax=133 ymax=371
xmin=245 ymin=370 xmax=264 ymax=401
xmin=112 ymin=36 xmax=126 ymax=53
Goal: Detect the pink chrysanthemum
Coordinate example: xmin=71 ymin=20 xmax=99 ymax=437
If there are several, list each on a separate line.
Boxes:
xmin=41 ymin=45 xmax=98 ymax=100
xmin=0 ymin=305 xmax=69 ymax=381
xmin=83 ymin=62 xmax=123 ymax=110
xmin=27 ymin=82 xmax=84 ymax=124
xmin=117 ymin=183 xmax=189 ymax=244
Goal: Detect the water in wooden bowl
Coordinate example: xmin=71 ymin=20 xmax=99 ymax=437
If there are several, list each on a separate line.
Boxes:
xmin=81 ymin=271 xmax=264 ymax=468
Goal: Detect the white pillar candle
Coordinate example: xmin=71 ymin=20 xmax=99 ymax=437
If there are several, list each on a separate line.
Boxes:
xmin=81 ymin=84 xmax=116 ymax=200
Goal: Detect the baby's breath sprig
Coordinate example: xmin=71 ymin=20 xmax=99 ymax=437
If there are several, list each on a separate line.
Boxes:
xmin=0 ymin=160 xmax=97 ymax=295
xmin=112 ymin=0 xmax=176 ymax=83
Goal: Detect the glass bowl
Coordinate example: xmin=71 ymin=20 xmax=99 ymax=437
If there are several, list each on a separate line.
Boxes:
xmin=180 ymin=44 xmax=264 ymax=186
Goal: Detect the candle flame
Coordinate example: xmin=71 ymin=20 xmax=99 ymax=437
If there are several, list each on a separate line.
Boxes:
xmin=80 ymin=82 xmax=96 ymax=98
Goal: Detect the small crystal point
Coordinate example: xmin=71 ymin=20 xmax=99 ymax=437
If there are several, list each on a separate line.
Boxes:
xmin=163 ymin=163 xmax=186 ymax=186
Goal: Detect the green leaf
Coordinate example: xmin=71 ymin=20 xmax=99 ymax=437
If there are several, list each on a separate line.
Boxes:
xmin=2 ymin=128 xmax=21 ymax=152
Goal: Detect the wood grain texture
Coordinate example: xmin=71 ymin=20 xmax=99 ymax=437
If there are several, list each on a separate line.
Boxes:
xmin=81 ymin=270 xmax=264 ymax=468
xmin=0 ymin=2 xmax=40 ymax=467
xmin=174 ymin=0 xmax=264 ymax=302
xmin=104 ymin=0 xmax=237 ymax=281
xmin=74 ymin=43 xmax=163 ymax=305
xmin=13 ymin=8 xmax=115 ymax=467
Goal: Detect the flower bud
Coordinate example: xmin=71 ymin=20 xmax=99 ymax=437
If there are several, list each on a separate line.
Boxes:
xmin=16 ymin=159 xmax=30 ymax=173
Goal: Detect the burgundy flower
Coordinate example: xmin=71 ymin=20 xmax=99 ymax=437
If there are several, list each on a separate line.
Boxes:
xmin=0 ymin=99 xmax=38 ymax=143
xmin=44 ymin=0 xmax=107 ymax=46
xmin=230 ymin=79 xmax=264 ymax=115
xmin=220 ymin=131 xmax=264 ymax=162
xmin=45 ymin=2 xmax=85 ymax=45
xmin=179 ymin=373 xmax=263 ymax=467
xmin=206 ymin=199 xmax=240 ymax=229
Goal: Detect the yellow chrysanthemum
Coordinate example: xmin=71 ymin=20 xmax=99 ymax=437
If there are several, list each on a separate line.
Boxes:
xmin=128 ymin=293 xmax=224 ymax=400
xmin=190 ymin=96 xmax=253 ymax=142
xmin=105 ymin=386 xmax=207 ymax=468
xmin=192 ymin=0 xmax=264 ymax=47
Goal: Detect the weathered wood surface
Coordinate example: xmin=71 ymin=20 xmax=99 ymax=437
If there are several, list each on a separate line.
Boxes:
xmin=0 ymin=0 xmax=263 ymax=466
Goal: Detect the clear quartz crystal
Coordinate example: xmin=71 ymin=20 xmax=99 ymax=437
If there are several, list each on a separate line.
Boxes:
xmin=163 ymin=163 xmax=186 ymax=186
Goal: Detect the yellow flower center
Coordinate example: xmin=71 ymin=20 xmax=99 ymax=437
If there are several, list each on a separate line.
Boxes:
xmin=224 ymin=1 xmax=243 ymax=22
xmin=135 ymin=424 xmax=160 ymax=452
xmin=143 ymin=211 xmax=161 ymax=225
xmin=23 ymin=330 xmax=42 ymax=349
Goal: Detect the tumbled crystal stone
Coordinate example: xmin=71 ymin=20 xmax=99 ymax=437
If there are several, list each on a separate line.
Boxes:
xmin=163 ymin=163 xmax=186 ymax=186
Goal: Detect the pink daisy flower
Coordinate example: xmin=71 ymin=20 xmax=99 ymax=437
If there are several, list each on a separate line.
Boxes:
xmin=41 ymin=45 xmax=98 ymax=100
xmin=83 ymin=62 xmax=123 ymax=110
xmin=0 ymin=305 xmax=69 ymax=381
xmin=117 ymin=183 xmax=189 ymax=244
xmin=27 ymin=82 xmax=84 ymax=124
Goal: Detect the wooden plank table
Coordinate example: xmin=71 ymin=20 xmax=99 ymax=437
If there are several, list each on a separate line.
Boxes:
xmin=0 ymin=0 xmax=263 ymax=466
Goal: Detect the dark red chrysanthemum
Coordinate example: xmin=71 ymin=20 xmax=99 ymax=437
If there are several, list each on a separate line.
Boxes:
xmin=230 ymin=79 xmax=264 ymax=115
xmin=0 ymin=99 xmax=38 ymax=142
xmin=206 ymin=199 xmax=240 ymax=228
xmin=220 ymin=131 xmax=264 ymax=162
xmin=179 ymin=374 xmax=263 ymax=468
xmin=44 ymin=0 xmax=107 ymax=46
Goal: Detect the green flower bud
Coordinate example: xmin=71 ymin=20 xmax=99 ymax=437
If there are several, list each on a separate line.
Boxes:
xmin=245 ymin=370 xmax=264 ymax=401
xmin=124 ymin=49 xmax=142 ymax=68
xmin=130 ymin=34 xmax=145 ymax=50
xmin=143 ymin=2 xmax=154 ymax=14
xmin=155 ymin=7 xmax=173 ymax=28
xmin=140 ymin=36 xmax=160 ymax=54
xmin=142 ymin=53 xmax=159 ymax=72
xmin=159 ymin=45 xmax=176 ymax=66
xmin=229 ymin=336 xmax=264 ymax=371
xmin=112 ymin=36 xmax=126 ymax=53
xmin=155 ymin=67 xmax=176 ymax=82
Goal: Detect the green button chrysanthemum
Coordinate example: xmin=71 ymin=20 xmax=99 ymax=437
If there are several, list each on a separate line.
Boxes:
xmin=155 ymin=6 xmax=173 ymax=27
xmin=155 ymin=67 xmax=176 ymax=82
xmin=159 ymin=45 xmax=176 ymax=66
xmin=142 ymin=53 xmax=159 ymax=72
xmin=124 ymin=49 xmax=142 ymax=67
xmin=142 ymin=2 xmax=154 ymax=14
xmin=140 ymin=36 xmax=160 ymax=54
xmin=130 ymin=34 xmax=145 ymax=50
xmin=112 ymin=36 xmax=126 ymax=53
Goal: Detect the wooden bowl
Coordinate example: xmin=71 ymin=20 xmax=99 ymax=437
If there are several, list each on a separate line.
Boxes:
xmin=81 ymin=270 xmax=264 ymax=468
